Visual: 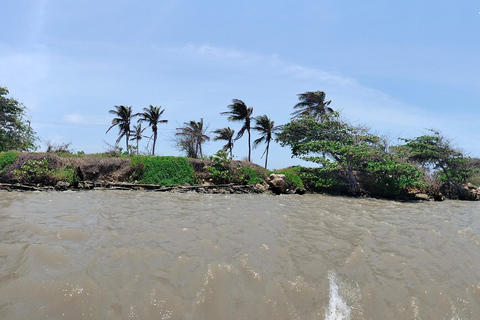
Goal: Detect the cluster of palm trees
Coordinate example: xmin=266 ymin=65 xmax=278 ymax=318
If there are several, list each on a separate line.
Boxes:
xmin=106 ymin=105 xmax=168 ymax=155
xmin=106 ymin=90 xmax=333 ymax=168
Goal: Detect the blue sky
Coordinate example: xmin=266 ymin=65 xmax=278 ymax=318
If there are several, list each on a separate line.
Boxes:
xmin=1 ymin=0 xmax=479 ymax=169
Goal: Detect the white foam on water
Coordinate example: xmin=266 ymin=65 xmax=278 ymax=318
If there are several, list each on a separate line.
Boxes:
xmin=325 ymin=271 xmax=351 ymax=320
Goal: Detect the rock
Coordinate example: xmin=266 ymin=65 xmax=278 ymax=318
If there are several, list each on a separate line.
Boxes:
xmin=295 ymin=188 xmax=306 ymax=195
xmin=254 ymin=183 xmax=267 ymax=193
xmin=55 ymin=181 xmax=70 ymax=191
xmin=268 ymin=173 xmax=287 ymax=194
xmin=415 ymin=193 xmax=430 ymax=201
xmin=466 ymin=183 xmax=477 ymax=190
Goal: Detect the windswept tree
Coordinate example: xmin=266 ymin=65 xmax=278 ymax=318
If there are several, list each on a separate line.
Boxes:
xmin=221 ymin=99 xmax=253 ymax=161
xmin=212 ymin=127 xmax=235 ymax=159
xmin=176 ymin=118 xmax=210 ymax=158
xmin=0 ymin=86 xmax=37 ymax=151
xmin=130 ymin=124 xmax=148 ymax=155
xmin=138 ymin=105 xmax=168 ymax=155
xmin=106 ymin=105 xmax=136 ymax=153
xmin=252 ymin=115 xmax=282 ymax=168
xmin=277 ymin=113 xmax=384 ymax=193
xmin=291 ymin=91 xmax=334 ymax=121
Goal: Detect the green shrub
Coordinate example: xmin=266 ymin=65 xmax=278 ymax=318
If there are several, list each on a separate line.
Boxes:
xmin=0 ymin=152 xmax=19 ymax=175
xmin=273 ymin=167 xmax=304 ymax=190
xmin=206 ymin=150 xmax=232 ymax=184
xmin=12 ymin=158 xmax=79 ymax=185
xmin=295 ymin=166 xmax=347 ymax=192
xmin=52 ymin=165 xmax=79 ymax=184
xmin=131 ymin=156 xmax=195 ymax=186
xmin=364 ymin=159 xmax=427 ymax=196
xmin=13 ymin=158 xmax=53 ymax=184
xmin=234 ymin=165 xmax=264 ymax=185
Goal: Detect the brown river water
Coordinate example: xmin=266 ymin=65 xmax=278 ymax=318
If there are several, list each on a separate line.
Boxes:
xmin=0 ymin=191 xmax=479 ymax=319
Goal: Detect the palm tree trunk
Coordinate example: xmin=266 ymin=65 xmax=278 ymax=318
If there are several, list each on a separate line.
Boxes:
xmin=136 ymin=139 xmax=139 ymax=155
xmin=247 ymin=129 xmax=251 ymax=162
xmin=126 ymin=133 xmax=129 ymax=154
xmin=265 ymin=140 xmax=270 ymax=169
xmin=152 ymin=130 xmax=157 ymax=155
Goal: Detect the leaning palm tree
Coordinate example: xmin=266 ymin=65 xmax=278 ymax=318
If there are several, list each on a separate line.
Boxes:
xmin=291 ymin=91 xmax=333 ymax=121
xmin=252 ymin=115 xmax=282 ymax=168
xmin=130 ymin=124 xmax=148 ymax=155
xmin=138 ymin=105 xmax=168 ymax=155
xmin=106 ymin=105 xmax=136 ymax=153
xmin=175 ymin=118 xmax=210 ymax=158
xmin=221 ymin=99 xmax=253 ymax=161
xmin=212 ymin=127 xmax=235 ymax=158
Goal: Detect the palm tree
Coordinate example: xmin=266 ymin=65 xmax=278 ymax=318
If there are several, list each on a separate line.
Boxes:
xmin=130 ymin=124 xmax=148 ymax=155
xmin=137 ymin=105 xmax=168 ymax=155
xmin=212 ymin=127 xmax=235 ymax=158
xmin=106 ymin=105 xmax=136 ymax=153
xmin=221 ymin=99 xmax=253 ymax=161
xmin=175 ymin=118 xmax=210 ymax=158
xmin=252 ymin=115 xmax=282 ymax=168
xmin=291 ymin=91 xmax=334 ymax=121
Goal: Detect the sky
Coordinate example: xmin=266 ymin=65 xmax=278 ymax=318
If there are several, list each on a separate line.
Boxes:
xmin=1 ymin=0 xmax=479 ymax=169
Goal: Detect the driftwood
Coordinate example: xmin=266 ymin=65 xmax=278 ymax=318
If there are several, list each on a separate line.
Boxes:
xmin=0 ymin=181 xmax=265 ymax=194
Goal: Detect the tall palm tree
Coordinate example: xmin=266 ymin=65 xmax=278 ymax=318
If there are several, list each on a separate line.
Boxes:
xmin=138 ymin=105 xmax=168 ymax=155
xmin=106 ymin=105 xmax=136 ymax=153
xmin=212 ymin=127 xmax=235 ymax=158
xmin=221 ymin=99 xmax=253 ymax=161
xmin=252 ymin=115 xmax=282 ymax=169
xmin=130 ymin=124 xmax=148 ymax=155
xmin=291 ymin=91 xmax=334 ymax=121
xmin=175 ymin=118 xmax=210 ymax=158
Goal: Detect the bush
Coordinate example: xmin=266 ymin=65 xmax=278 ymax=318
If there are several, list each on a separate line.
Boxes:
xmin=12 ymin=157 xmax=79 ymax=185
xmin=234 ymin=165 xmax=264 ymax=185
xmin=295 ymin=166 xmax=347 ymax=193
xmin=363 ymin=159 xmax=427 ymax=196
xmin=0 ymin=152 xmax=18 ymax=175
xmin=131 ymin=156 xmax=195 ymax=186
xmin=206 ymin=150 xmax=232 ymax=184
xmin=273 ymin=167 xmax=304 ymax=190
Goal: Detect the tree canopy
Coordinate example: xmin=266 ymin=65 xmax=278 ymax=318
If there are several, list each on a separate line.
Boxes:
xmin=0 ymin=86 xmax=37 ymax=152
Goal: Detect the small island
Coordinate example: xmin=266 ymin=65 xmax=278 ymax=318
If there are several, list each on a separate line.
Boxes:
xmin=1 ymin=87 xmax=479 ymax=200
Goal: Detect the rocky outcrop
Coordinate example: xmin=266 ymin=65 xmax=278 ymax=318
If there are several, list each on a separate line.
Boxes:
xmin=267 ymin=173 xmax=287 ymax=195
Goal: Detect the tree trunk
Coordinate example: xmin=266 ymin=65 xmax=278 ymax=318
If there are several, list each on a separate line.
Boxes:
xmin=346 ymin=166 xmax=358 ymax=193
xmin=247 ymin=129 xmax=251 ymax=162
xmin=125 ymin=133 xmax=129 ymax=154
xmin=152 ymin=130 xmax=157 ymax=155
xmin=264 ymin=141 xmax=270 ymax=169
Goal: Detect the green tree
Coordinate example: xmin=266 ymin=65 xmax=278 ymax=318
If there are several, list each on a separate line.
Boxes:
xmin=221 ymin=99 xmax=254 ymax=162
xmin=277 ymin=113 xmax=384 ymax=193
xmin=175 ymin=118 xmax=210 ymax=158
xmin=130 ymin=124 xmax=148 ymax=155
xmin=252 ymin=115 xmax=281 ymax=169
xmin=400 ymin=129 xmax=477 ymax=184
xmin=291 ymin=91 xmax=334 ymax=121
xmin=0 ymin=86 xmax=37 ymax=151
xmin=106 ymin=105 xmax=136 ymax=153
xmin=138 ymin=105 xmax=168 ymax=155
xmin=212 ymin=127 xmax=235 ymax=159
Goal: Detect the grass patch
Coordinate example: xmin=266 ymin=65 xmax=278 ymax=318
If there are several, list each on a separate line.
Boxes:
xmin=131 ymin=156 xmax=195 ymax=186
xmin=0 ymin=152 xmax=19 ymax=175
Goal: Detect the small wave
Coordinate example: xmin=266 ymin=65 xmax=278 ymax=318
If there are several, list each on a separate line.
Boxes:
xmin=325 ymin=271 xmax=351 ymax=320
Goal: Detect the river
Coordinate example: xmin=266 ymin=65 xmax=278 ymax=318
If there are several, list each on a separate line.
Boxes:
xmin=0 ymin=191 xmax=479 ymax=319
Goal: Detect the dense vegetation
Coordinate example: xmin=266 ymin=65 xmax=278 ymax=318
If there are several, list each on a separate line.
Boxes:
xmin=1 ymin=86 xmax=479 ymax=200
xmin=130 ymin=156 xmax=195 ymax=186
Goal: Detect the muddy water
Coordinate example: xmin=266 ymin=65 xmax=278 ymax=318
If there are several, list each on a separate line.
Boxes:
xmin=0 ymin=191 xmax=479 ymax=319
